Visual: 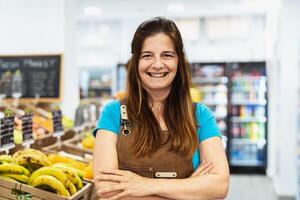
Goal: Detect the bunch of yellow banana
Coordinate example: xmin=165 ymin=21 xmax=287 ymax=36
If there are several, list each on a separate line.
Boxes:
xmin=27 ymin=163 xmax=84 ymax=197
xmin=0 ymin=155 xmax=13 ymax=164
xmin=0 ymin=162 xmax=31 ymax=183
xmin=12 ymin=148 xmax=51 ymax=172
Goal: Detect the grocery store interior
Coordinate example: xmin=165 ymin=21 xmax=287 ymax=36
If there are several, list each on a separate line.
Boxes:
xmin=0 ymin=0 xmax=299 ymax=199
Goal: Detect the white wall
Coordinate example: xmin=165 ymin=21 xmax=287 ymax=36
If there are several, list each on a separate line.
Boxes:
xmin=0 ymin=0 xmax=64 ymax=53
xmin=272 ymin=0 xmax=300 ymax=197
xmin=61 ymin=0 xmax=79 ymax=119
xmin=0 ymin=0 xmax=79 ymax=119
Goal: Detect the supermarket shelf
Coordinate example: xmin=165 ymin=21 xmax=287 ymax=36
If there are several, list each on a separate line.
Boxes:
xmin=231 ymin=116 xmax=267 ymax=123
xmin=192 ymin=77 xmax=228 ymax=84
xmin=232 ymin=76 xmax=267 ymax=81
xmin=231 ymin=138 xmax=267 ymax=145
xmin=231 ymin=99 xmax=267 ymax=105
xmin=230 ymin=159 xmax=265 ymax=166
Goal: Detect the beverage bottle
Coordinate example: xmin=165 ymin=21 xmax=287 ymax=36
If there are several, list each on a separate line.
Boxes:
xmin=12 ymin=70 xmax=23 ymax=98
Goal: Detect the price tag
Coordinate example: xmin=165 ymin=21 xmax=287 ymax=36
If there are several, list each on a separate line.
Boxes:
xmin=0 ymin=116 xmax=15 ymax=150
xmin=52 ymin=110 xmax=63 ymax=133
xmin=22 ymin=114 xmax=34 ymax=146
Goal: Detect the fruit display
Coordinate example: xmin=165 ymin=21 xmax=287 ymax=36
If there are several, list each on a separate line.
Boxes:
xmin=0 ymin=148 xmax=85 ymax=197
xmin=48 ymin=154 xmax=93 ymax=180
xmin=81 ymin=131 xmax=94 ymax=150
xmin=33 ymin=115 xmax=53 ymax=134
xmin=62 ymin=116 xmax=75 ymax=129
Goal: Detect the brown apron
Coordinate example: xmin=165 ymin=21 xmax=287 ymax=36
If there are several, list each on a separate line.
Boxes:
xmin=117 ymin=99 xmax=194 ymax=179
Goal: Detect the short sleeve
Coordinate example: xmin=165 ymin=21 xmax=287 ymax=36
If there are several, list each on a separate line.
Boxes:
xmin=92 ymin=100 xmax=120 ymax=137
xmin=195 ymin=103 xmax=221 ymax=142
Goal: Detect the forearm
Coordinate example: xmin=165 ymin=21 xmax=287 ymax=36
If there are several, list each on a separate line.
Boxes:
xmin=154 ymin=174 xmax=229 ymax=200
xmin=95 ymin=181 xmax=171 ymax=200
xmin=119 ymin=196 xmax=172 ymax=200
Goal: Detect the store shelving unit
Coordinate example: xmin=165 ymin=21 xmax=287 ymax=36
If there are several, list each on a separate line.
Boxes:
xmin=228 ymin=62 xmax=267 ymax=174
xmin=191 ymin=61 xmax=268 ymax=174
xmin=79 ymin=67 xmax=113 ymax=99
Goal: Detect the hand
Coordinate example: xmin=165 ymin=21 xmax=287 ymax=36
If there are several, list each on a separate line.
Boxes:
xmin=95 ymin=169 xmax=155 ymax=200
xmin=190 ymin=160 xmax=214 ymax=177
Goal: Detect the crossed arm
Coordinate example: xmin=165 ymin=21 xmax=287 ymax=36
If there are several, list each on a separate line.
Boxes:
xmin=93 ymin=130 xmax=229 ymax=200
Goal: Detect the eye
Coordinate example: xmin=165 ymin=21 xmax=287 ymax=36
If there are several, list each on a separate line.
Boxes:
xmin=162 ymin=53 xmax=174 ymax=58
xmin=140 ymin=54 xmax=152 ymax=59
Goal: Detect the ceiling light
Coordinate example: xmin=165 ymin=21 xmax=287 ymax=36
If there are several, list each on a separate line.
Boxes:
xmin=167 ymin=4 xmax=185 ymax=13
xmin=84 ymin=6 xmax=102 ymax=16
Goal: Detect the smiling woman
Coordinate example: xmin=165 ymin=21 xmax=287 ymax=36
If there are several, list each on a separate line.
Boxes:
xmin=93 ymin=16 xmax=229 ymax=200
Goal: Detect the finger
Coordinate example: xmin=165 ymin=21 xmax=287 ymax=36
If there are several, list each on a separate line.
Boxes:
xmin=192 ymin=162 xmax=214 ymax=177
xmin=190 ymin=160 xmax=210 ymax=176
xmin=99 ymin=169 xmax=127 ymax=176
xmin=97 ymin=183 xmax=125 ymax=195
xmin=109 ymin=191 xmax=130 ymax=200
xmin=95 ymin=174 xmax=128 ymax=182
xmin=198 ymin=162 xmax=214 ymax=175
xmin=191 ymin=161 xmax=213 ymax=177
xmin=198 ymin=161 xmax=213 ymax=173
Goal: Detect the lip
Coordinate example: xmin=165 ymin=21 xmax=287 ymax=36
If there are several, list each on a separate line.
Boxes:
xmin=146 ymin=72 xmax=169 ymax=78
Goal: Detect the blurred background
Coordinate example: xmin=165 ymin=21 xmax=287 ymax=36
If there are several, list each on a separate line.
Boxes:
xmin=0 ymin=0 xmax=299 ymax=199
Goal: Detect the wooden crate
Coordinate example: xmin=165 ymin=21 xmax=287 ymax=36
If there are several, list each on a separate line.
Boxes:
xmin=0 ymin=178 xmax=92 ymax=200
xmin=42 ymin=141 xmax=92 ymax=162
xmin=30 ymin=129 xmax=76 ymax=150
xmin=63 ymin=135 xmax=93 ymax=155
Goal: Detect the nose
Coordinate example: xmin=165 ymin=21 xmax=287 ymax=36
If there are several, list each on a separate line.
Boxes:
xmin=152 ymin=58 xmax=164 ymax=69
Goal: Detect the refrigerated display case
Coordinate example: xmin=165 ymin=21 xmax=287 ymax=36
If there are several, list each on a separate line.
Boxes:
xmin=191 ymin=61 xmax=268 ymax=174
xmin=228 ymin=62 xmax=267 ymax=173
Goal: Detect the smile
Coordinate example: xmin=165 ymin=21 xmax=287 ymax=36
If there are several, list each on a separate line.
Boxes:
xmin=147 ymin=72 xmax=168 ymax=78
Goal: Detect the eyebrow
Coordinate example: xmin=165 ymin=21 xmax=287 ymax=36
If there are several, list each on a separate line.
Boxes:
xmin=162 ymin=51 xmax=176 ymax=55
xmin=140 ymin=51 xmax=176 ymax=55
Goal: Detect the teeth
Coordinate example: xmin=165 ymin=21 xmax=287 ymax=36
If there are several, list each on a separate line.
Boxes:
xmin=148 ymin=73 xmax=167 ymax=78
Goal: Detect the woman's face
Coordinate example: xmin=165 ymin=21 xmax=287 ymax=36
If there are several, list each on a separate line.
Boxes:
xmin=138 ymin=33 xmax=178 ymax=96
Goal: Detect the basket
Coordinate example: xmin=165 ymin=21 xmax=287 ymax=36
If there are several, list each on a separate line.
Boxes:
xmin=0 ymin=178 xmax=92 ymax=200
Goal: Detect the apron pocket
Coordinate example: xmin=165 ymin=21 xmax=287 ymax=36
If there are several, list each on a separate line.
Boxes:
xmin=119 ymin=163 xmax=154 ymax=178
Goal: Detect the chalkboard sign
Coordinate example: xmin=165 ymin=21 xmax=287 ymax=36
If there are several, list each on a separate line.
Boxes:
xmin=0 ymin=116 xmax=15 ymax=149
xmin=22 ymin=114 xmax=33 ymax=142
xmin=0 ymin=54 xmax=62 ymax=102
xmin=52 ymin=110 xmax=63 ymax=133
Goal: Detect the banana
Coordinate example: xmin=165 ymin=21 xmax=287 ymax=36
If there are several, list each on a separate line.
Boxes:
xmin=66 ymin=180 xmax=77 ymax=195
xmin=2 ymin=173 xmax=29 ymax=183
xmin=52 ymin=165 xmax=83 ymax=189
xmin=13 ymin=153 xmax=51 ymax=167
xmin=25 ymin=163 xmax=44 ymax=173
xmin=0 ymin=155 xmax=12 ymax=164
xmin=0 ymin=163 xmax=30 ymax=176
xmin=28 ymin=166 xmax=69 ymax=187
xmin=13 ymin=148 xmax=48 ymax=161
xmin=32 ymin=175 xmax=70 ymax=197
xmin=52 ymin=163 xmax=83 ymax=179
xmin=0 ymin=174 xmax=17 ymax=182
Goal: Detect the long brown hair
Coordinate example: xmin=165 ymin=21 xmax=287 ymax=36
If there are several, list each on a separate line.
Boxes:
xmin=126 ymin=17 xmax=197 ymax=159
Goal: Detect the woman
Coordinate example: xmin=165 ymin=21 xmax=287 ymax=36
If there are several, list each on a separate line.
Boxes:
xmin=93 ymin=17 xmax=229 ymax=200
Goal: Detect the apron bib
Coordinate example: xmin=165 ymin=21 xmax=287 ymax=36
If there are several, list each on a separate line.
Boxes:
xmin=117 ymin=99 xmax=194 ymax=179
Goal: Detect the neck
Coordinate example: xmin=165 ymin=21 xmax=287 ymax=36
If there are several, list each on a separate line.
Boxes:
xmin=147 ymin=89 xmax=170 ymax=109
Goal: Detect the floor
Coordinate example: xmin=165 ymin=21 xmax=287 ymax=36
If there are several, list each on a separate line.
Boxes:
xmin=227 ymin=175 xmax=278 ymax=200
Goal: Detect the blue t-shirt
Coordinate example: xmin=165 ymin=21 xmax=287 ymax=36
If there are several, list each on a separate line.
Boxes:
xmin=93 ymin=99 xmax=220 ymax=170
